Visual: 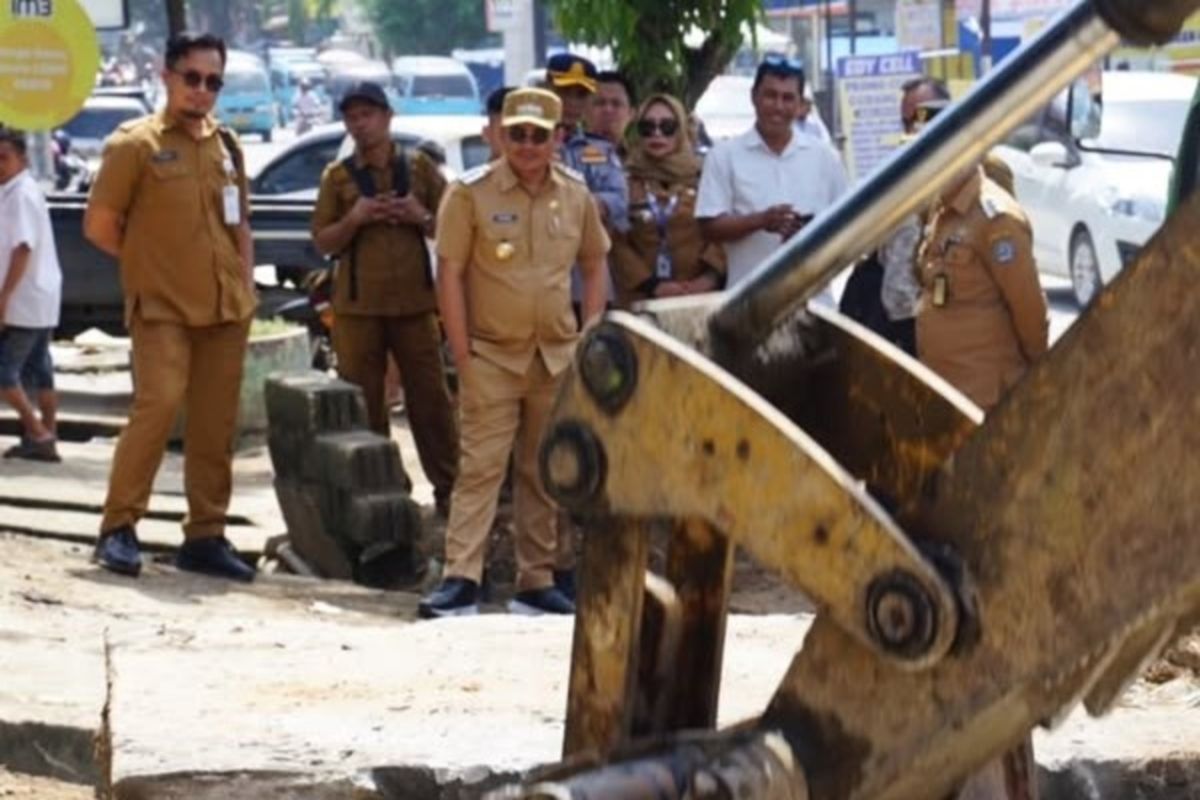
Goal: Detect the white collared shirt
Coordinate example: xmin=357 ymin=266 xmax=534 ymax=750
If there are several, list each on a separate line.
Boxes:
xmin=0 ymin=169 xmax=61 ymax=328
xmin=697 ymin=125 xmax=849 ymax=289
xmin=795 ymin=114 xmax=833 ymax=146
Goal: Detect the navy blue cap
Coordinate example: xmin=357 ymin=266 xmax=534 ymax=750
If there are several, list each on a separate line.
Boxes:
xmin=338 ymin=80 xmax=390 ymax=112
xmin=546 ymin=53 xmax=598 ymax=93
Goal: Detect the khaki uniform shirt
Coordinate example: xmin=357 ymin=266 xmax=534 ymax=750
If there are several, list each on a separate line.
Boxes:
xmin=436 ymin=159 xmax=611 ymax=376
xmin=311 ymin=146 xmax=446 ymax=317
xmin=916 ymin=169 xmax=1049 ymax=410
xmin=611 ymin=177 xmax=727 ymax=308
xmin=88 ymin=110 xmax=255 ymax=327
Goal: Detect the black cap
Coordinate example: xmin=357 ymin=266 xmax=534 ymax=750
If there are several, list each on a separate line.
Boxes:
xmin=546 ymin=53 xmax=598 ymax=93
xmin=338 ymin=80 xmax=390 ymax=112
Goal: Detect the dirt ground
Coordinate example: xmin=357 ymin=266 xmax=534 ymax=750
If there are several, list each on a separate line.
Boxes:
xmin=0 ymin=768 xmax=92 ymax=799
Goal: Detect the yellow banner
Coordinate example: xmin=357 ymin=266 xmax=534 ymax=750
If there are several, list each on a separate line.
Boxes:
xmin=0 ymin=0 xmax=100 ymax=130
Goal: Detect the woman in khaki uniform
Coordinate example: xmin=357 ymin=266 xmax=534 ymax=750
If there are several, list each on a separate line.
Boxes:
xmin=916 ymin=165 xmax=1048 ymax=411
xmin=611 ymin=94 xmax=725 ymax=307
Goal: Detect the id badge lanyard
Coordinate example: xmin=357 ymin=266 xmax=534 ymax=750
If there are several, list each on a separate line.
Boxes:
xmin=646 ymin=190 xmax=679 ymax=280
xmin=220 ymin=144 xmax=242 ymax=226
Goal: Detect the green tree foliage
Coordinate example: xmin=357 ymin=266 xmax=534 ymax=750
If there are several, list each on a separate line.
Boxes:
xmin=363 ymin=0 xmax=490 ymax=58
xmin=548 ymin=0 xmax=762 ymax=107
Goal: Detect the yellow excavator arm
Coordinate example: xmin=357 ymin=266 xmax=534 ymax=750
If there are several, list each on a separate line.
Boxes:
xmin=490 ymin=1 xmax=1200 ymax=798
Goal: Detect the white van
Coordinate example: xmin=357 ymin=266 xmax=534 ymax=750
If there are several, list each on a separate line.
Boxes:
xmin=391 ymin=56 xmax=480 ymax=115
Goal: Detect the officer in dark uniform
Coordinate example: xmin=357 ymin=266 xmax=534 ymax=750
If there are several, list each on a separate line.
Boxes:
xmin=546 ymin=53 xmax=628 ymax=232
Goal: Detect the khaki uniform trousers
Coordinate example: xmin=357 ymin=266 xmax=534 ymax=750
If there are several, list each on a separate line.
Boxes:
xmin=334 ymin=312 xmax=459 ymax=506
xmin=101 ymin=314 xmax=251 ymax=540
xmin=444 ymin=353 xmax=561 ymax=591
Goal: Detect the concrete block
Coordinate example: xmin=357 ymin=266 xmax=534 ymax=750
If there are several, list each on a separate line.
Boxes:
xmin=265 ymin=373 xmax=368 ymax=438
xmin=311 ymin=432 xmax=413 ymax=494
xmin=274 ymin=479 xmax=353 ymax=580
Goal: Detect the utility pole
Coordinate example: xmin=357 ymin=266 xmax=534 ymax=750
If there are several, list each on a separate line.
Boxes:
xmin=167 ymin=0 xmax=187 ymax=36
xmin=848 ymin=0 xmax=857 ymax=55
xmin=981 ymin=0 xmax=993 ymax=72
xmin=532 ymin=0 xmax=547 ymax=68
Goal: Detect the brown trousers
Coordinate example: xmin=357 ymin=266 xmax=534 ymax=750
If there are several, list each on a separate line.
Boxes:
xmin=333 ymin=311 xmax=458 ymax=505
xmin=101 ymin=315 xmax=250 ymax=540
xmin=444 ymin=354 xmax=561 ymax=591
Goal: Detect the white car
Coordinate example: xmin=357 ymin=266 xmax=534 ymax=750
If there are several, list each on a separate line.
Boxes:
xmin=60 ymin=95 xmax=147 ymax=165
xmin=995 ymin=71 xmax=1196 ymax=306
xmin=249 ymin=115 xmax=490 ymax=199
xmin=695 ymin=75 xmax=756 ymax=142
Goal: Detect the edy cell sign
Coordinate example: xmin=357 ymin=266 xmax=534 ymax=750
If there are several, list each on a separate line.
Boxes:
xmin=0 ymin=0 xmax=100 ymax=129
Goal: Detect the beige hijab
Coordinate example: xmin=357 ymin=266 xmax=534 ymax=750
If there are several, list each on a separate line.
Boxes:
xmin=624 ymin=92 xmax=702 ymax=187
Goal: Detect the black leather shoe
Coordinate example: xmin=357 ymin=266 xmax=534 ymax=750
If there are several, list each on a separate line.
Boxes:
xmin=508 ymin=586 xmax=575 ymax=616
xmin=176 ymin=537 xmax=256 ymax=582
xmin=553 ymin=569 xmax=576 ymax=602
xmin=418 ymin=577 xmax=479 ymax=619
xmin=94 ymin=525 xmax=142 ymax=577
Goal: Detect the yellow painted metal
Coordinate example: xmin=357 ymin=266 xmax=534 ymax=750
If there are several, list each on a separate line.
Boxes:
xmin=551 ymin=311 xmax=961 ymax=670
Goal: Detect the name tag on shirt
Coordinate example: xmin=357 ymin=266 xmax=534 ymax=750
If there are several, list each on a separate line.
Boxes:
xmin=223 ymin=185 xmax=241 ymax=225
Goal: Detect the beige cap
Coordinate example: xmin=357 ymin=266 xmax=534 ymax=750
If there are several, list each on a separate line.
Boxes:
xmin=502 ymin=87 xmax=562 ymax=130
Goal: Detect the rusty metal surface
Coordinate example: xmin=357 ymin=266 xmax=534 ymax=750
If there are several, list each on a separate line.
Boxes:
xmin=763 ymin=189 xmax=1200 ymax=800
xmin=489 ymin=730 xmax=809 ymax=800
xmin=651 ymin=519 xmax=735 ymax=733
xmin=543 ymin=311 xmax=962 ymax=669
xmin=637 ymin=297 xmax=981 ymax=511
xmin=563 ymin=517 xmax=651 ymax=759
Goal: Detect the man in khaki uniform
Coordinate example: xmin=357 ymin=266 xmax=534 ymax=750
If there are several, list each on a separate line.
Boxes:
xmin=312 ymin=81 xmax=458 ymax=515
xmin=916 ymin=164 xmax=1047 ymax=800
xmin=419 ymin=88 xmax=610 ymax=618
xmin=916 ymin=165 xmax=1048 ymax=411
xmin=84 ymin=31 xmax=257 ymax=581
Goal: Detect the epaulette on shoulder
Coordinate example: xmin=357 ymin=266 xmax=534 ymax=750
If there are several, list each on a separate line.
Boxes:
xmin=553 ymin=162 xmax=586 ymax=184
xmin=459 ymin=163 xmax=493 ymax=185
xmin=981 ymin=194 xmax=1001 ymax=220
xmin=116 ymin=117 xmax=145 ymax=134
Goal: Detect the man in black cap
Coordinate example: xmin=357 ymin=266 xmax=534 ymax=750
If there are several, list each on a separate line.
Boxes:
xmin=546 ymin=53 xmax=628 ymax=232
xmin=311 ymin=81 xmax=460 ymax=518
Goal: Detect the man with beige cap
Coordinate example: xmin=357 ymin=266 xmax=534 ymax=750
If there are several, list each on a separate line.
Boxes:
xmin=419 ymin=88 xmax=611 ymax=618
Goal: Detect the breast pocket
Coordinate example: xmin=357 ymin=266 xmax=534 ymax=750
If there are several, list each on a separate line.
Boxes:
xmin=546 ymin=210 xmax=582 ymax=266
xmin=479 ymin=221 xmax=525 ymax=268
xmin=146 ymin=160 xmax=195 ymax=213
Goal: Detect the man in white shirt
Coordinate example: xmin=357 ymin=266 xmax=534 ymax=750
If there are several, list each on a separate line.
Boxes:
xmin=795 ymin=86 xmax=833 ymax=146
xmin=0 ymin=127 xmax=63 ymax=462
xmin=697 ymin=57 xmax=849 ymax=290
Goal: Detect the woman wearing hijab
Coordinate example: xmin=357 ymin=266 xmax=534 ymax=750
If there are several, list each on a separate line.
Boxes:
xmin=611 ymin=93 xmax=726 ymax=308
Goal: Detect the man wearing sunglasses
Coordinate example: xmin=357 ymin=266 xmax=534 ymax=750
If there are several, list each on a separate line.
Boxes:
xmin=546 ymin=53 xmax=628 ymax=233
xmin=84 ymin=31 xmax=257 ymax=582
xmin=419 ymin=88 xmax=610 ymax=618
xmin=696 ymin=56 xmax=849 ymax=292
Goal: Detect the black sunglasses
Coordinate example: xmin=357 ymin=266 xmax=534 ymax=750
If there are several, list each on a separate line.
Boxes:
xmin=637 ymin=118 xmax=679 ymax=138
xmin=506 ymin=126 xmax=551 ymax=145
xmin=173 ymin=68 xmax=224 ymax=93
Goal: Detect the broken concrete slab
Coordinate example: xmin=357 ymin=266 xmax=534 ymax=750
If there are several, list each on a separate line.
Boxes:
xmin=2 ymin=533 xmax=1197 ymax=799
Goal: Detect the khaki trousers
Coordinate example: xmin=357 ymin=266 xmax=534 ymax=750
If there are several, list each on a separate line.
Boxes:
xmin=444 ymin=354 xmax=561 ymax=591
xmin=334 ymin=312 xmax=459 ymax=505
xmin=101 ymin=315 xmax=251 ymax=540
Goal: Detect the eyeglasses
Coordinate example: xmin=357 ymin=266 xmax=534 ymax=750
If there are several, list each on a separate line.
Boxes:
xmin=760 ymin=54 xmax=805 ymax=76
xmin=506 ymin=126 xmax=551 ymax=145
xmin=173 ymin=69 xmax=224 ymax=93
xmin=636 ymin=118 xmax=679 ymax=138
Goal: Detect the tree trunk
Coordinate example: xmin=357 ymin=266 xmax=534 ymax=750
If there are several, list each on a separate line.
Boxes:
xmin=166 ymin=0 xmax=187 ymax=35
xmin=682 ymin=33 xmax=741 ymax=109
